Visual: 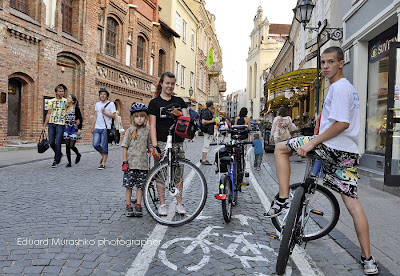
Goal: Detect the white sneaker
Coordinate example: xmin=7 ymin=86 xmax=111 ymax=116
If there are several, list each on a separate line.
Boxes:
xmin=361 ymin=256 xmax=378 ymax=275
xmin=175 ymin=203 xmax=186 ymax=215
xmin=158 ymin=204 xmax=167 ymax=216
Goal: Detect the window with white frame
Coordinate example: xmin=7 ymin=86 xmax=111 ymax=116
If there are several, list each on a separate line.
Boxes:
xmin=190 ymin=71 xmax=194 ymax=90
xmin=176 ymin=12 xmax=181 ymax=35
xmin=175 ymin=61 xmax=179 ymax=84
xmin=181 ymin=66 xmax=186 ymax=87
xmin=191 ymin=29 xmax=195 ymax=50
xmin=182 ymin=20 xmax=187 ymax=42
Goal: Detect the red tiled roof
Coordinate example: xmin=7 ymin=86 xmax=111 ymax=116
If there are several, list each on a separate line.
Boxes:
xmin=269 ymin=24 xmax=291 ymax=36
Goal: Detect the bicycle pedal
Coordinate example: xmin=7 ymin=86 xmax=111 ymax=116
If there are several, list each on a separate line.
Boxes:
xmin=241 ymin=182 xmax=249 ymax=186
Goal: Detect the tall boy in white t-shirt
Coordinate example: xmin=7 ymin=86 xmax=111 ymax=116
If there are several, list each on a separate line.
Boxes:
xmin=265 ymin=47 xmax=378 ymax=275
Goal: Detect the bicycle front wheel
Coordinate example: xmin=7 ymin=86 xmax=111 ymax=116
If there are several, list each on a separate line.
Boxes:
xmin=271 ymin=183 xmax=340 ymax=241
xmin=276 ymin=186 xmax=304 ymax=275
xmin=143 ymin=158 xmax=207 ymax=226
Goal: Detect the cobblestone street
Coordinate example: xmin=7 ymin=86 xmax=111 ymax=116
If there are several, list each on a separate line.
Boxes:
xmin=0 ymin=137 xmax=396 ymax=275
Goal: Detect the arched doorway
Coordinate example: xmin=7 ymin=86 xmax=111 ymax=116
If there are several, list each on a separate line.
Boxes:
xmin=8 ymin=78 xmax=22 ymax=136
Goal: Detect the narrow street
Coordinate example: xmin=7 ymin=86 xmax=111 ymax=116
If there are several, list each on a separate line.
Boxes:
xmin=2 ymin=137 xmax=396 ymax=275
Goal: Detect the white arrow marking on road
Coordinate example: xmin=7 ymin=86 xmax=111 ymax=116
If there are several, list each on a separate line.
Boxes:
xmin=195 ymin=211 xmax=212 ymax=220
xmin=232 ymin=214 xmax=256 ymax=225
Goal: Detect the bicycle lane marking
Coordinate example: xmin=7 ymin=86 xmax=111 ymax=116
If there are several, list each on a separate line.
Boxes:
xmin=125 ymin=161 xmax=201 ymax=276
xmin=246 ymin=147 xmax=324 ymax=276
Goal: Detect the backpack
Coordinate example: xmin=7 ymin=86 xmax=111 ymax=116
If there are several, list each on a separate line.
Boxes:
xmin=199 ymin=109 xmax=211 ymax=133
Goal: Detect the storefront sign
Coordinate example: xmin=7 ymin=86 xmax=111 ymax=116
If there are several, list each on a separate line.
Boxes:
xmin=395 ymin=85 xmax=400 ymax=101
xmin=369 ymin=36 xmax=397 ymax=63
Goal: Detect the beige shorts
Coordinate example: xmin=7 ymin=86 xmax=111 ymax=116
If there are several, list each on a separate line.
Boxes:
xmin=202 ymin=133 xmax=214 ymax=153
xmin=154 ymin=141 xmax=185 ymax=183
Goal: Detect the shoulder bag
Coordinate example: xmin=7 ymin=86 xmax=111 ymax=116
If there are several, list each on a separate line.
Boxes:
xmin=37 ymin=130 xmax=50 ymax=153
xmin=101 ymin=102 xmax=117 ymax=144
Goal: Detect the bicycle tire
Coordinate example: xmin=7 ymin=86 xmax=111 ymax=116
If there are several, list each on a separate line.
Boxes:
xmin=221 ymin=175 xmax=233 ymax=222
xmin=143 ymin=158 xmax=207 ymax=226
xmin=276 ymin=186 xmax=304 ymax=275
xmin=271 ymin=183 xmax=340 ymax=241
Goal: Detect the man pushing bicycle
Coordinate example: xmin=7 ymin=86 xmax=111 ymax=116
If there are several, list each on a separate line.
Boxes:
xmin=265 ymin=46 xmax=378 ymax=275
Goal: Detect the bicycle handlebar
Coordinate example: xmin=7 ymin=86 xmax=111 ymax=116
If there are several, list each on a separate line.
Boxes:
xmin=210 ymin=140 xmax=252 ymax=146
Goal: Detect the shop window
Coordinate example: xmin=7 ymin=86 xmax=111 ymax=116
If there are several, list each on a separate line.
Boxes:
xmin=10 ymin=0 xmax=28 ymax=14
xmin=366 ymin=25 xmax=398 ymax=154
xmin=61 ymin=0 xmax=73 ymax=34
xmin=106 ymin=17 xmax=118 ymax=58
xmin=158 ymin=49 xmax=165 ymax=77
xmin=137 ymin=36 xmax=145 ymax=70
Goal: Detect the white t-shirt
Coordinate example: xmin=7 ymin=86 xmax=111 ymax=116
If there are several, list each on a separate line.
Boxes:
xmin=319 ymin=78 xmax=360 ymax=154
xmin=95 ymin=101 xmax=116 ymax=129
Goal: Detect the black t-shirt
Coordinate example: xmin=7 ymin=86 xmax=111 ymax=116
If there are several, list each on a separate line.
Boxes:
xmin=148 ymin=95 xmax=188 ymax=142
xmin=200 ymin=108 xmax=214 ymax=135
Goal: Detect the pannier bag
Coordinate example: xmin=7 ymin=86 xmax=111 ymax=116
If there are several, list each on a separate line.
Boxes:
xmin=175 ymin=116 xmax=196 ymax=139
xmin=231 ymin=126 xmax=249 ymax=140
xmin=214 ymin=147 xmax=231 ymax=173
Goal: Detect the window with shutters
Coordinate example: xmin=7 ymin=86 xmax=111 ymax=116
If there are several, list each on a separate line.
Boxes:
xmin=61 ymin=0 xmax=73 ymax=34
xmin=106 ymin=17 xmax=118 ymax=57
xmin=137 ymin=36 xmax=145 ymax=70
xmin=10 ymin=0 xmax=28 ymax=14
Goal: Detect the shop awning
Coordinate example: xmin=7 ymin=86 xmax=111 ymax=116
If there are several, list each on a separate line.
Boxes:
xmin=264 ymin=68 xmax=319 ymax=95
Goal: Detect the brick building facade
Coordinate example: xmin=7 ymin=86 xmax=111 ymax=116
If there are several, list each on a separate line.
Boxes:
xmin=0 ymin=0 xmax=178 ymax=146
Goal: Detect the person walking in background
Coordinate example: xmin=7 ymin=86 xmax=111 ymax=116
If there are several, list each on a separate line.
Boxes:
xmin=114 ymin=110 xmax=122 ymax=146
xmin=42 ymin=85 xmax=67 ymax=168
xmin=235 ymin=107 xmax=251 ymax=129
xmin=252 ymin=133 xmax=263 ymax=171
xmin=91 ymin=88 xmax=116 ymax=170
xmin=265 ymin=47 xmax=378 ymax=275
xmin=218 ymin=117 xmax=229 ymax=142
xmin=122 ymin=103 xmax=151 ymax=217
xmin=63 ymin=94 xmax=82 ymax=167
xmin=200 ymin=101 xmax=215 ymax=165
xmin=148 ymin=72 xmax=189 ymax=216
xmin=270 ymin=107 xmax=296 ymax=143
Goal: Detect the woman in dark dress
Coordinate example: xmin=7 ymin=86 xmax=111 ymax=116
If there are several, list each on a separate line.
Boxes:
xmin=64 ymin=94 xmax=83 ymax=167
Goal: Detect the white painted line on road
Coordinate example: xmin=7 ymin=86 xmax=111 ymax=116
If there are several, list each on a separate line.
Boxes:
xmin=246 ymin=147 xmax=324 ymax=276
xmin=125 ymin=161 xmax=202 ymax=276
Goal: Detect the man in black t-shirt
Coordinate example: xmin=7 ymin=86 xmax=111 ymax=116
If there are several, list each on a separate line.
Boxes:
xmin=200 ymin=100 xmax=215 ymax=165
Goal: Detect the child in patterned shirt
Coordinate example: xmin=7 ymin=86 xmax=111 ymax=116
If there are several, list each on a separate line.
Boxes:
xmin=121 ymin=103 xmax=152 ymax=217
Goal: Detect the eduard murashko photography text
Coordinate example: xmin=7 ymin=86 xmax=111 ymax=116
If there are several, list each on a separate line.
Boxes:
xmin=17 ymin=237 xmax=160 ymax=247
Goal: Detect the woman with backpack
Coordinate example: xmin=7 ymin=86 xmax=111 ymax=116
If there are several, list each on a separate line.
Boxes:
xmin=234 ymin=107 xmax=251 ymax=129
xmin=270 ymin=107 xmax=297 ymax=143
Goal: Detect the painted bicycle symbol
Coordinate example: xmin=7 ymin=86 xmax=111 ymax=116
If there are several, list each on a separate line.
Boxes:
xmin=158 ymin=225 xmax=276 ymax=272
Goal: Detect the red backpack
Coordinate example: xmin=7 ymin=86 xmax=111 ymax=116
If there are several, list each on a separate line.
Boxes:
xmin=175 ymin=116 xmax=197 ymax=139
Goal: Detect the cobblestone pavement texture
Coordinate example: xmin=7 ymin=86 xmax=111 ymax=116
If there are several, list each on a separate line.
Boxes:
xmin=0 ymin=136 xmax=398 ymax=275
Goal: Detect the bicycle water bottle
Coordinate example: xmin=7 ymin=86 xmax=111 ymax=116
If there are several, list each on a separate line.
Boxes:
xmin=167 ymin=135 xmax=172 ymax=149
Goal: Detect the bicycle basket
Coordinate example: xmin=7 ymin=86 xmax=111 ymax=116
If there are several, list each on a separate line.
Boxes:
xmin=175 ymin=116 xmax=197 ymax=139
xmin=214 ymin=147 xmax=230 ymax=173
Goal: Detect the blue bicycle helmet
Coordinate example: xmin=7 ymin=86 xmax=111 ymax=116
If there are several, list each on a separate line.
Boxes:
xmin=130 ymin=103 xmax=148 ymax=115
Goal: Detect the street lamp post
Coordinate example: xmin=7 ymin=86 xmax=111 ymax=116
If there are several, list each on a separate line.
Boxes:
xmin=293 ymin=0 xmax=343 ymax=116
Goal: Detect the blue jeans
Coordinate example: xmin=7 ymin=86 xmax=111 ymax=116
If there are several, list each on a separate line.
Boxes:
xmin=254 ymin=153 xmax=263 ymax=168
xmin=93 ymin=129 xmax=108 ymax=155
xmin=48 ymin=123 xmax=64 ymax=163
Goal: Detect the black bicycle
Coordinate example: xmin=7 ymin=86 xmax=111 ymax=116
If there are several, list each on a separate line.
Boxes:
xmin=211 ymin=125 xmax=252 ymax=222
xmin=273 ymin=155 xmax=340 ymax=274
xmin=142 ymin=106 xmax=207 ymax=227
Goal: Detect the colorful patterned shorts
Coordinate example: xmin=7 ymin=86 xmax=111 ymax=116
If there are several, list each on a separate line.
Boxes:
xmin=123 ymin=169 xmax=148 ymax=189
xmin=285 ymin=136 xmax=360 ymax=198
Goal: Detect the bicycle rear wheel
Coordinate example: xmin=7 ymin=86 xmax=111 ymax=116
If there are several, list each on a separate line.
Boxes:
xmin=143 ymin=159 xmax=207 ymax=226
xmin=221 ymin=175 xmax=233 ymax=222
xmin=271 ymin=183 xmax=340 ymax=241
xmin=276 ymin=186 xmax=304 ymax=275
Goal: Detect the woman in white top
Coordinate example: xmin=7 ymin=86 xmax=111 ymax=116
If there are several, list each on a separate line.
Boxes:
xmin=270 ymin=107 xmax=296 ymax=143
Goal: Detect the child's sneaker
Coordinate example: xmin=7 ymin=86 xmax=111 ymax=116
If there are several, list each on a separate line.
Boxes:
xmin=264 ymin=198 xmax=290 ymax=218
xmin=361 ymin=256 xmax=378 ymax=275
xmin=134 ymin=205 xmax=143 ymax=217
xmin=175 ymin=203 xmax=186 ymax=215
xmin=125 ymin=205 xmax=134 ymax=217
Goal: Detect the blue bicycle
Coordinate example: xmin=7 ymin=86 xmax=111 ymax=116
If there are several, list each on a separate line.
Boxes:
xmin=211 ymin=125 xmax=252 ymax=222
